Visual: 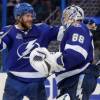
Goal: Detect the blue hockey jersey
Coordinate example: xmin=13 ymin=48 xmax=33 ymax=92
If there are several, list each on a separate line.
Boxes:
xmin=0 ymin=23 xmax=51 ymax=82
xmin=37 ymin=23 xmax=94 ymax=84
xmin=56 ymin=23 xmax=94 ymax=84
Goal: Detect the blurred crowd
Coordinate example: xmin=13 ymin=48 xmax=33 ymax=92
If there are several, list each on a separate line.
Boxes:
xmin=0 ymin=0 xmax=61 ymax=26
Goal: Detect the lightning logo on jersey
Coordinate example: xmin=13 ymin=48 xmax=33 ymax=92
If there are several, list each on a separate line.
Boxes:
xmin=17 ymin=39 xmax=40 ymax=60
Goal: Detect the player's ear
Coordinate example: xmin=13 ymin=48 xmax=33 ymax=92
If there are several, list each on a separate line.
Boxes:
xmin=17 ymin=16 xmax=23 ymax=23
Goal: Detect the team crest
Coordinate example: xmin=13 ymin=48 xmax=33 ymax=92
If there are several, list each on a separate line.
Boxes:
xmin=16 ymin=33 xmax=23 ymax=39
xmin=17 ymin=39 xmax=40 ymax=60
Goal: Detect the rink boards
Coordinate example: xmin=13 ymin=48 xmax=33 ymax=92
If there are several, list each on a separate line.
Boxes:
xmin=0 ymin=73 xmax=100 ymax=100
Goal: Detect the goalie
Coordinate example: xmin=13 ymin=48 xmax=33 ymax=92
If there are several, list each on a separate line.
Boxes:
xmin=29 ymin=5 xmax=100 ymax=100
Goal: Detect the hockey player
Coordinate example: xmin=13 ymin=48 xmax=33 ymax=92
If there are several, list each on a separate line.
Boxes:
xmin=30 ymin=5 xmax=98 ymax=100
xmin=0 ymin=3 xmax=51 ymax=100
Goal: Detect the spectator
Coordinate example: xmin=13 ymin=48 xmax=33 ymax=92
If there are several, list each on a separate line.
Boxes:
xmin=7 ymin=0 xmax=15 ymax=25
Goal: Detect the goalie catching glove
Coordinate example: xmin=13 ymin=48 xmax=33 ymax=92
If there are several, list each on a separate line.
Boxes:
xmin=29 ymin=47 xmax=65 ymax=76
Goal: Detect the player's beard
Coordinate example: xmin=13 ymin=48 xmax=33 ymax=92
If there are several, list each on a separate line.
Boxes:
xmin=20 ymin=18 xmax=33 ymax=30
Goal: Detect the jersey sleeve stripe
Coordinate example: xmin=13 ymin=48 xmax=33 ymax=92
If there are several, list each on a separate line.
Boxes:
xmin=56 ymin=63 xmax=90 ymax=83
xmin=0 ymin=41 xmax=7 ymax=52
xmin=10 ymin=71 xmax=46 ymax=78
xmin=64 ymin=44 xmax=88 ymax=59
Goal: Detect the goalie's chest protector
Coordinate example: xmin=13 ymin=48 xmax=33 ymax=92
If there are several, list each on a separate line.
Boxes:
xmin=5 ymin=25 xmax=46 ymax=82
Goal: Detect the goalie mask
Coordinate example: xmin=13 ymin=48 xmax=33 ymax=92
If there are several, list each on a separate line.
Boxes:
xmin=61 ymin=5 xmax=84 ymax=27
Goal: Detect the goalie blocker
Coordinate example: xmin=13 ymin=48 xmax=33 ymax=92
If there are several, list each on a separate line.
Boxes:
xmin=29 ymin=47 xmax=65 ymax=76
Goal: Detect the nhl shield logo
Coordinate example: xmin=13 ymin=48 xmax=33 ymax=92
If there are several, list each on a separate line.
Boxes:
xmin=16 ymin=33 xmax=23 ymax=39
